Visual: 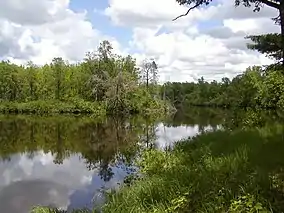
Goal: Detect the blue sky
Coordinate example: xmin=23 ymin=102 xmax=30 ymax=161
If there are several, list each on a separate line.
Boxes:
xmin=0 ymin=0 xmax=277 ymax=82
xmin=68 ymin=0 xmax=222 ymax=49
xmin=69 ymin=0 xmax=132 ymax=47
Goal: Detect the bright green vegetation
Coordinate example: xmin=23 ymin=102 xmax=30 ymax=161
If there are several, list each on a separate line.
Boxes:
xmin=160 ymin=31 xmax=284 ymax=109
xmin=3 ymin=2 xmax=284 ymax=212
xmin=0 ymin=40 xmax=170 ymax=116
xmin=162 ymin=64 xmax=284 ymax=109
xmin=100 ymin=28 xmax=284 ymax=211
xmin=0 ymin=100 xmax=105 ymax=115
xmin=103 ymin=109 xmax=284 ymax=212
xmin=31 ymin=208 xmax=94 ymax=213
xmin=167 ymin=0 xmax=284 ymax=110
xmin=0 ymin=108 xmax=280 ymax=213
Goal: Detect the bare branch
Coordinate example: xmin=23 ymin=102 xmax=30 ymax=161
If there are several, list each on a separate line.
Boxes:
xmin=172 ymin=2 xmax=203 ymax=21
xmin=259 ymin=0 xmax=280 ymax=9
xmin=173 ymin=0 xmax=279 ymax=22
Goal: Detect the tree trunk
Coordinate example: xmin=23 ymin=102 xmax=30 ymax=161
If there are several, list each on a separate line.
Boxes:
xmin=280 ymin=2 xmax=284 ymax=66
xmin=146 ymin=70 xmax=149 ymax=89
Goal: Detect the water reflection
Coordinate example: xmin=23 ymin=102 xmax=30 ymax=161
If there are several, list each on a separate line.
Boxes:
xmin=155 ymin=123 xmax=220 ymax=149
xmin=0 ymin=179 xmax=69 ymax=213
xmin=1 ymin=108 xmax=274 ymax=212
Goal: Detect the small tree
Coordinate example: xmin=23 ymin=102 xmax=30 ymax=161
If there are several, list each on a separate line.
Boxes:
xmin=51 ymin=57 xmax=65 ymax=100
xmin=140 ymin=59 xmax=158 ymax=89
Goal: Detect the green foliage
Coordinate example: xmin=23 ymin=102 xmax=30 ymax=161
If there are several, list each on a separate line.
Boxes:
xmin=0 ymin=40 xmax=170 ymax=116
xmin=0 ymin=108 xmax=282 ymax=213
xmin=246 ymin=33 xmax=282 ymax=60
xmin=0 ymin=100 xmax=105 ymax=115
xmin=229 ymin=194 xmax=269 ymax=213
xmin=31 ymin=207 xmax=98 ymax=213
xmin=103 ymin=121 xmax=284 ymax=212
xmin=163 ymin=65 xmax=284 ymax=109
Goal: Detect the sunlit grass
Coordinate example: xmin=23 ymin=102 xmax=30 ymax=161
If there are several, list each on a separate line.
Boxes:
xmin=103 ymin=125 xmax=284 ymax=212
xmin=31 ymin=207 xmax=98 ymax=213
xmin=0 ymin=99 xmax=106 ymax=115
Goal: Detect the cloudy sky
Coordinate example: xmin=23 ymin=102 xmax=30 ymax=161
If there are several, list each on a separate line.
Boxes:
xmin=0 ymin=0 xmax=280 ymax=82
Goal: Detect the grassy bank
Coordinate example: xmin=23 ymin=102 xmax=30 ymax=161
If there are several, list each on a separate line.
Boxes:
xmin=0 ymin=98 xmax=174 ymax=117
xmin=0 ymin=99 xmax=173 ymax=117
xmin=0 ymin=100 xmax=106 ymax=116
xmin=103 ymin=124 xmax=284 ymax=213
xmin=31 ymin=207 xmax=93 ymax=213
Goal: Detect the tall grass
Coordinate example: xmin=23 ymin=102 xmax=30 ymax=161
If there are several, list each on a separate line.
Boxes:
xmin=0 ymin=99 xmax=106 ymax=115
xmin=31 ymin=207 xmax=97 ymax=213
xmin=103 ymin=125 xmax=284 ymax=212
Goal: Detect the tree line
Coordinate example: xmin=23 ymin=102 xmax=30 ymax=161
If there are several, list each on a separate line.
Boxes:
xmin=162 ymin=31 xmax=284 ymax=109
xmin=162 ymin=64 xmax=284 ymax=109
xmin=0 ymin=41 xmax=166 ymax=115
xmin=161 ymin=0 xmax=284 ymax=110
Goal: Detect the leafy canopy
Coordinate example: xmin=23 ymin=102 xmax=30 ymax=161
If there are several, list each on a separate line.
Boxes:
xmin=246 ymin=33 xmax=282 ymax=60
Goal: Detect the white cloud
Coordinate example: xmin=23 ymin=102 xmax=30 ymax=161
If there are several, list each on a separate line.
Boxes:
xmin=155 ymin=122 xmax=222 ymax=149
xmin=105 ymin=0 xmax=188 ymax=28
xmin=0 ymin=0 xmax=281 ymax=83
xmin=0 ymin=0 xmax=124 ymax=65
xmin=0 ymin=118 xmax=217 ymax=212
xmin=0 ymin=152 xmax=93 ymax=213
xmin=0 ymin=151 xmax=130 ymax=213
xmin=106 ymin=0 xmax=279 ymax=82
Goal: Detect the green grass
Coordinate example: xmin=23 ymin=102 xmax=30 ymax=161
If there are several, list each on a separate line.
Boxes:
xmin=31 ymin=207 xmax=98 ymax=213
xmin=0 ymin=99 xmax=106 ymax=116
xmin=0 ymin=99 xmax=172 ymax=118
xmin=103 ymin=124 xmax=284 ymax=213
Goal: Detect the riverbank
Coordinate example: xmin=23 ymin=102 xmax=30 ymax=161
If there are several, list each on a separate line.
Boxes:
xmin=0 ymin=99 xmax=173 ymax=117
xmin=103 ymin=124 xmax=284 ymax=213
xmin=0 ymin=100 xmax=105 ymax=115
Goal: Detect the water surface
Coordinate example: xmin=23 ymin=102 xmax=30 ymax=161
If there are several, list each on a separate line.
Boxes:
xmin=0 ymin=107 xmax=278 ymax=212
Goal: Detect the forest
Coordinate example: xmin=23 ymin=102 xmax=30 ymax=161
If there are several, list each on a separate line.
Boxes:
xmin=0 ymin=40 xmax=168 ymax=116
xmin=164 ymin=0 xmax=284 ymax=110
xmin=1 ymin=34 xmax=283 ymax=115
xmin=162 ymin=33 xmax=283 ymax=109
xmin=162 ymin=63 xmax=284 ymax=109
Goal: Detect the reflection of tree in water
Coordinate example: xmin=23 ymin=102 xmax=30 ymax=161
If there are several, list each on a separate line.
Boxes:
xmin=98 ymin=162 xmax=114 ymax=182
xmin=5 ymin=110 xmax=279 ymax=183
xmin=53 ymin=123 xmax=64 ymax=165
xmin=0 ymin=115 xmax=148 ymax=182
xmin=81 ymin=116 xmax=146 ymax=182
xmin=222 ymin=109 xmax=284 ymax=130
xmin=162 ymin=107 xmax=284 ymax=134
xmin=139 ymin=119 xmax=158 ymax=149
xmin=163 ymin=107 xmax=226 ymax=131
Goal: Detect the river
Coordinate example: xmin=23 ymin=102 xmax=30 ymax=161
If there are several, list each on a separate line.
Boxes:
xmin=0 ymin=107 xmax=280 ymax=212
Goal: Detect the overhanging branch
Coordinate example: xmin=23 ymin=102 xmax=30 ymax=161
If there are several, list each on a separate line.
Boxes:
xmin=173 ymin=0 xmax=280 ymax=22
xmin=259 ymin=0 xmax=280 ymax=9
xmin=172 ymin=2 xmax=203 ymax=21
